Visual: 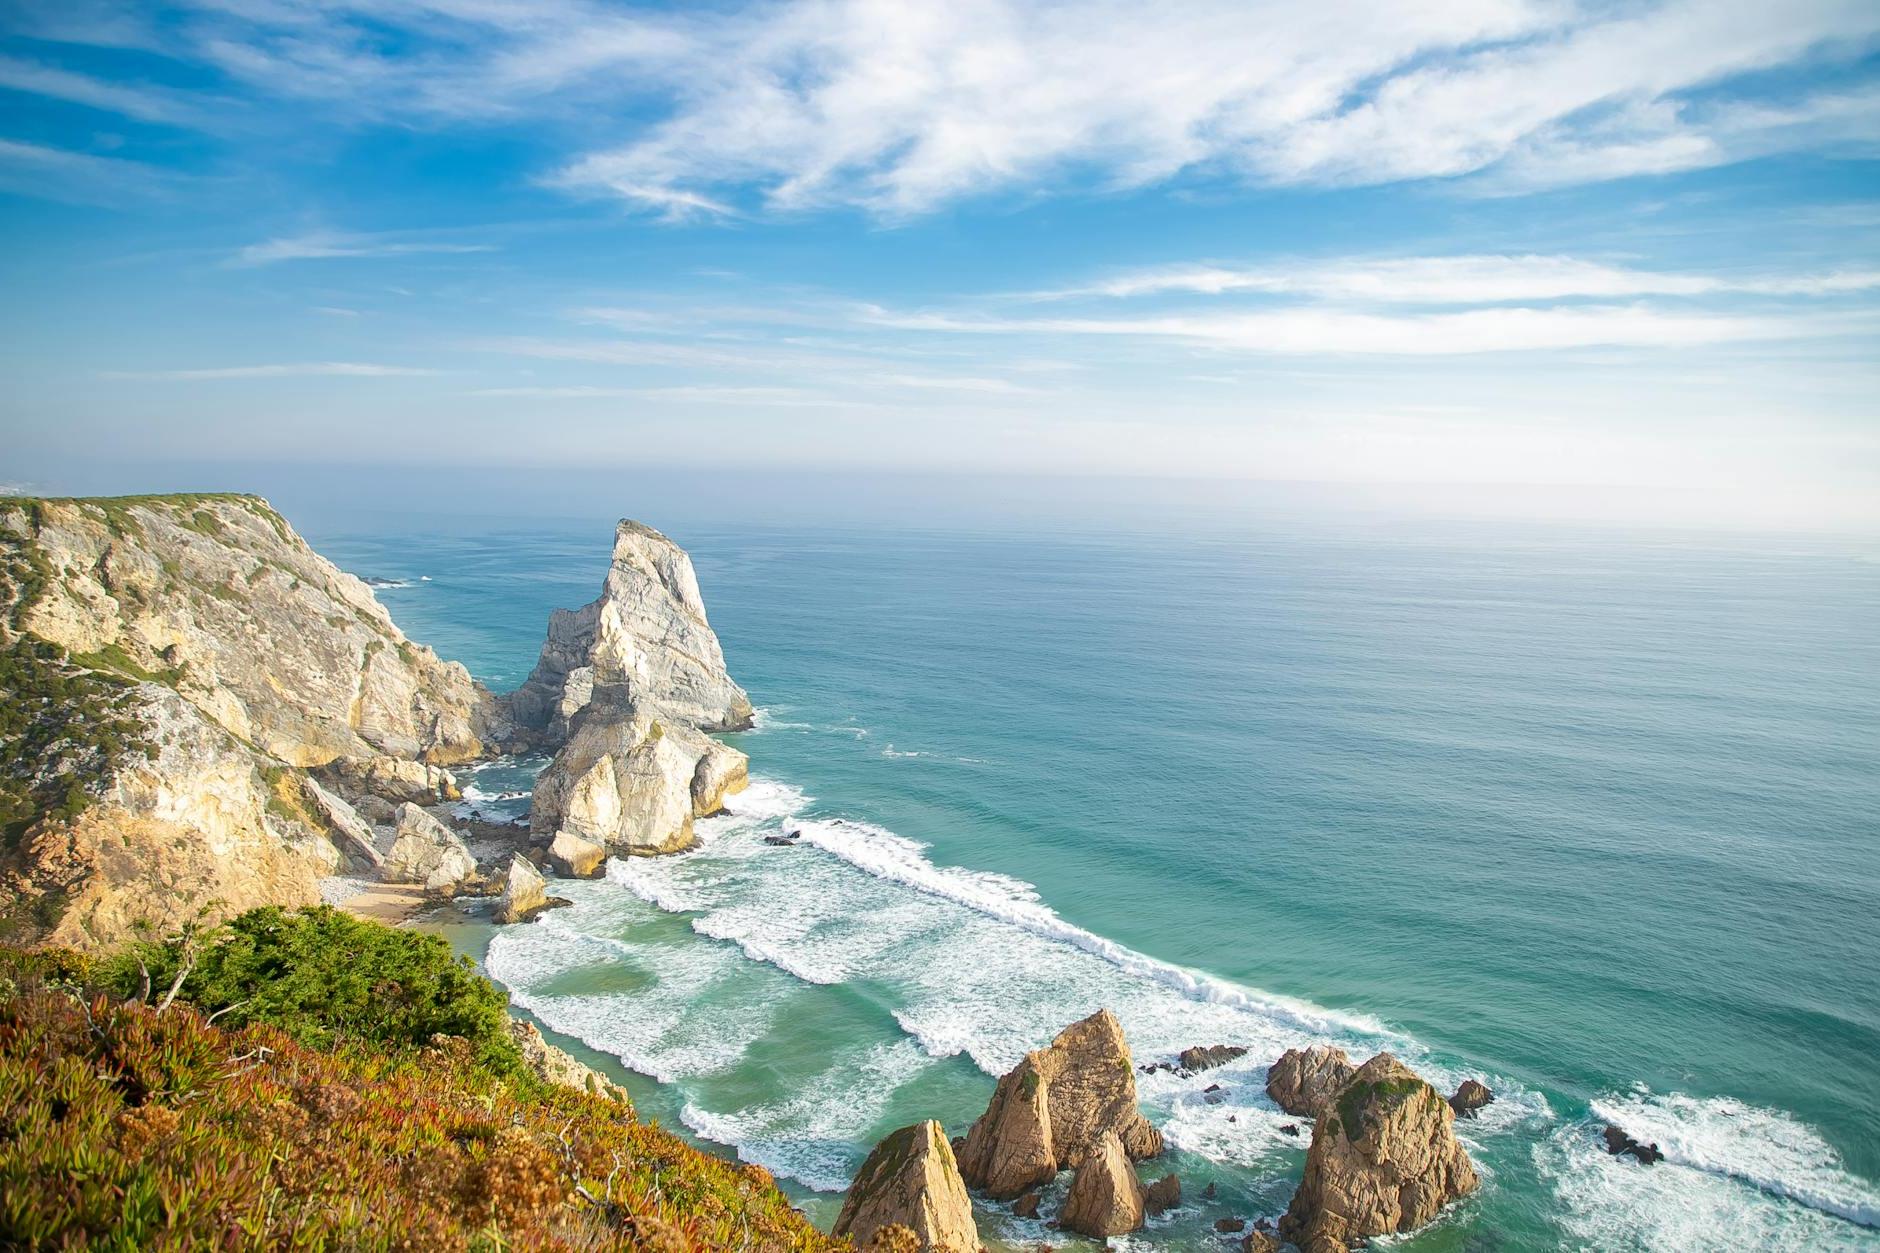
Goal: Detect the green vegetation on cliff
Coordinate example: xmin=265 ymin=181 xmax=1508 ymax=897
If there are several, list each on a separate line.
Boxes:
xmin=0 ymin=637 xmax=152 ymax=849
xmin=1 ymin=908 xmax=839 ymax=1251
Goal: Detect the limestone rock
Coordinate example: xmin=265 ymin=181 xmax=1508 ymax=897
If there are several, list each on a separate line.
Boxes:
xmin=380 ymin=802 xmax=475 ymax=890
xmin=506 ymin=1018 xmax=628 ymax=1103
xmin=1266 ymin=1045 xmax=1356 ymax=1118
xmin=1 ymin=495 xmax=499 ymax=768
xmin=1280 ymin=1053 xmax=1479 ymax=1253
xmin=1179 ymin=1044 xmax=1247 ymax=1073
xmin=507 ymin=519 xmax=753 ymax=742
xmin=318 ymin=755 xmax=459 ymax=805
xmin=303 ymin=776 xmax=382 ymax=869
xmin=530 ymin=712 xmax=744 ymax=855
xmin=1143 ymin=1173 xmax=1181 ymax=1215
xmin=1449 ymin=1079 xmax=1495 ymax=1118
xmin=833 ymin=1121 xmax=977 ymax=1253
xmin=493 ymin=854 xmax=552 ymax=923
xmin=0 ymin=683 xmax=336 ymax=950
xmin=1057 ymin=1131 xmax=1144 ymax=1238
xmin=957 ymin=1009 xmax=1161 ymax=1199
xmin=691 ymin=736 xmax=749 ymax=816
xmin=547 ymin=828 xmax=607 ymax=878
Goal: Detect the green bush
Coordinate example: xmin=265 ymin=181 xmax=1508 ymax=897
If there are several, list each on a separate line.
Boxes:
xmin=103 ymin=906 xmax=529 ymax=1084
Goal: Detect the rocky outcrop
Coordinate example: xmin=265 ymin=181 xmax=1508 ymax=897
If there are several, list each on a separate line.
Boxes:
xmin=507 ymin=520 xmax=752 ymax=740
xmin=1058 ymin=1131 xmax=1145 ymax=1238
xmin=516 ymin=520 xmax=751 ymax=859
xmin=379 ymin=803 xmax=475 ymax=891
xmin=0 ymin=494 xmax=518 ymax=948
xmin=494 ymin=854 xmax=557 ymax=923
xmin=1266 ymin=1045 xmax=1356 ymax=1118
xmin=1179 ymin=1044 xmax=1247 ymax=1073
xmin=506 ymin=1018 xmax=628 ymax=1103
xmin=1602 ymin=1124 xmax=1664 ymax=1165
xmin=547 ymin=828 xmax=607 ymax=878
xmin=1280 ymin=1053 xmax=1479 ymax=1253
xmin=1143 ymin=1172 xmax=1181 ymax=1215
xmin=833 ymin=1121 xmax=977 ymax=1253
xmin=957 ymin=1009 xmax=1161 ymax=1199
xmin=1449 ymin=1079 xmax=1494 ymax=1117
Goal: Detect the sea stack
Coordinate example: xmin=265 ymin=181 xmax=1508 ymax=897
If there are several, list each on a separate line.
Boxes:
xmin=1266 ymin=1044 xmax=1357 ymax=1118
xmin=1280 ymin=1052 xmax=1479 ymax=1253
xmin=516 ymin=520 xmax=752 ymax=856
xmin=833 ymin=1121 xmax=978 ymax=1253
xmin=956 ymin=1008 xmax=1162 ymax=1199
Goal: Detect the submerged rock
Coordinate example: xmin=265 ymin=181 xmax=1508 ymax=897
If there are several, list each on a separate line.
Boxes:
xmin=957 ymin=1009 xmax=1162 ymax=1199
xmin=1602 ymin=1124 xmax=1664 ymax=1165
xmin=1214 ymin=1217 xmax=1246 ymax=1233
xmin=1266 ymin=1045 xmax=1357 ymax=1118
xmin=1280 ymin=1053 xmax=1479 ymax=1253
xmin=1449 ymin=1079 xmax=1495 ymax=1118
xmin=833 ymin=1121 xmax=978 ymax=1253
xmin=1179 ymin=1044 xmax=1248 ymax=1073
xmin=379 ymin=803 xmax=476 ymax=891
xmin=1057 ymin=1132 xmax=1144 ymax=1238
xmin=546 ymin=828 xmax=607 ymax=878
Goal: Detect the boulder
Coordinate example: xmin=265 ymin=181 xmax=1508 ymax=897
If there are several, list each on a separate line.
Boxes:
xmin=1266 ymin=1045 xmax=1357 ymax=1118
xmin=1057 ymin=1132 xmax=1144 ymax=1238
xmin=1011 ymin=1191 xmax=1041 ymax=1219
xmin=1215 ymin=1217 xmax=1246 ymax=1233
xmin=1143 ymin=1173 xmax=1181 ymax=1215
xmin=379 ymin=802 xmax=476 ymax=891
xmin=546 ymin=828 xmax=607 ymax=878
xmin=833 ymin=1121 xmax=978 ymax=1253
xmin=1602 ymin=1124 xmax=1664 ymax=1165
xmin=1179 ymin=1044 xmax=1248 ymax=1073
xmin=493 ymin=854 xmax=557 ymax=924
xmin=957 ymin=1009 xmax=1162 ymax=1199
xmin=1449 ymin=1079 xmax=1495 ymax=1118
xmin=1280 ymin=1053 xmax=1479 ymax=1253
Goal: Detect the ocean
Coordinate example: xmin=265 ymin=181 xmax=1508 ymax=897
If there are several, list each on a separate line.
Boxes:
xmin=308 ymin=505 xmax=1880 ymax=1251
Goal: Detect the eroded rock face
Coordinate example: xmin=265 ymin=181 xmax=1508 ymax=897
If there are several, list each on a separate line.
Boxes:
xmin=506 ymin=1019 xmax=628 ymax=1103
xmin=1266 ymin=1045 xmax=1357 ymax=1118
xmin=507 ymin=520 xmax=752 ymax=741
xmin=1058 ymin=1131 xmax=1145 ymax=1238
xmin=1280 ymin=1053 xmax=1479 ymax=1253
xmin=529 ymin=712 xmax=743 ymax=855
xmin=833 ymin=1121 xmax=978 ymax=1253
xmin=379 ymin=803 xmax=475 ymax=891
xmin=957 ymin=1009 xmax=1162 ymax=1199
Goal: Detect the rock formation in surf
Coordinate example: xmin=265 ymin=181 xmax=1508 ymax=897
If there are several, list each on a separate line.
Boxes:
xmin=1449 ymin=1078 xmax=1495 ymax=1117
xmin=514 ymin=520 xmax=751 ymax=857
xmin=1279 ymin=1052 xmax=1479 ymax=1253
xmin=0 ymin=494 xmax=511 ymax=947
xmin=1266 ymin=1044 xmax=1357 ymax=1118
xmin=833 ymin=1121 xmax=978 ymax=1253
xmin=956 ymin=1008 xmax=1162 ymax=1199
xmin=1058 ymin=1130 xmax=1146 ymax=1237
xmin=1179 ymin=1043 xmax=1248 ymax=1073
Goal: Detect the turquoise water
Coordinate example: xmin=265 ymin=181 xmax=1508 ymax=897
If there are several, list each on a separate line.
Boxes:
xmin=313 ymin=512 xmax=1880 ymax=1250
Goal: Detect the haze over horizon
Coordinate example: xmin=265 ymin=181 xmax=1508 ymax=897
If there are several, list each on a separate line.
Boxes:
xmin=2 ymin=0 xmax=1877 ymax=529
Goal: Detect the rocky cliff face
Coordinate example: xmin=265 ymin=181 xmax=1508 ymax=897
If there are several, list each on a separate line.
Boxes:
xmin=516 ymin=520 xmax=751 ymax=857
xmin=1279 ymin=1052 xmax=1479 ymax=1253
xmin=0 ymin=494 xmax=509 ymax=948
xmin=833 ymin=1121 xmax=978 ymax=1253
xmin=957 ymin=1008 xmax=1162 ymax=1199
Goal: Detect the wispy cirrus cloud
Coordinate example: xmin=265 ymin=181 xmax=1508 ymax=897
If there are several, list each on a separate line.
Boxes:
xmin=1029 ymin=255 xmax=1880 ymax=303
xmin=0 ymin=54 xmax=209 ymax=127
xmin=111 ymin=362 xmax=440 ymax=380
xmin=229 ymin=230 xmax=496 ymax=267
xmin=0 ymin=137 xmax=179 ymax=205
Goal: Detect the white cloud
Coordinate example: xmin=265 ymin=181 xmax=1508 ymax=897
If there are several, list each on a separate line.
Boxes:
xmin=0 ymin=55 xmax=208 ymax=127
xmin=864 ymin=303 xmax=1813 ymax=354
xmin=230 ymin=230 xmax=496 ymax=267
xmin=1035 ymin=255 xmax=1880 ymax=303
xmin=874 ymin=373 xmax=1041 ymax=395
xmin=115 ymin=362 xmax=441 ymax=379
xmin=0 ymin=137 xmax=177 ymax=205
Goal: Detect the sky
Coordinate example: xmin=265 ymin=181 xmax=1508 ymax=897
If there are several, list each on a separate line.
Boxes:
xmin=1 ymin=0 xmax=1877 ymax=529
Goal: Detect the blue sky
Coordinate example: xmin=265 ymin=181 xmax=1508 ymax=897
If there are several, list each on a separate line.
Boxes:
xmin=1 ymin=0 xmax=1877 ymax=526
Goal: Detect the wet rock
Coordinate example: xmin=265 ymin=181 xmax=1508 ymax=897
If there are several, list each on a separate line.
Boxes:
xmin=1203 ymin=1083 xmax=1227 ymax=1105
xmin=1143 ymin=1173 xmax=1182 ymax=1215
xmin=833 ymin=1121 xmax=978 ymax=1253
xmin=1179 ymin=1045 xmax=1248 ymax=1073
xmin=1279 ymin=1123 xmax=1301 ymax=1137
xmin=1266 ymin=1045 xmax=1357 ymax=1118
xmin=1449 ymin=1079 xmax=1495 ymax=1118
xmin=1201 ymin=1182 xmax=1217 ymax=1200
xmin=1602 ymin=1124 xmax=1664 ymax=1165
xmin=1012 ymin=1191 xmax=1041 ymax=1219
xmin=957 ymin=1009 xmax=1162 ymax=1199
xmin=1280 ymin=1053 xmax=1479 ymax=1253
xmin=1057 ymin=1132 xmax=1144 ymax=1238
